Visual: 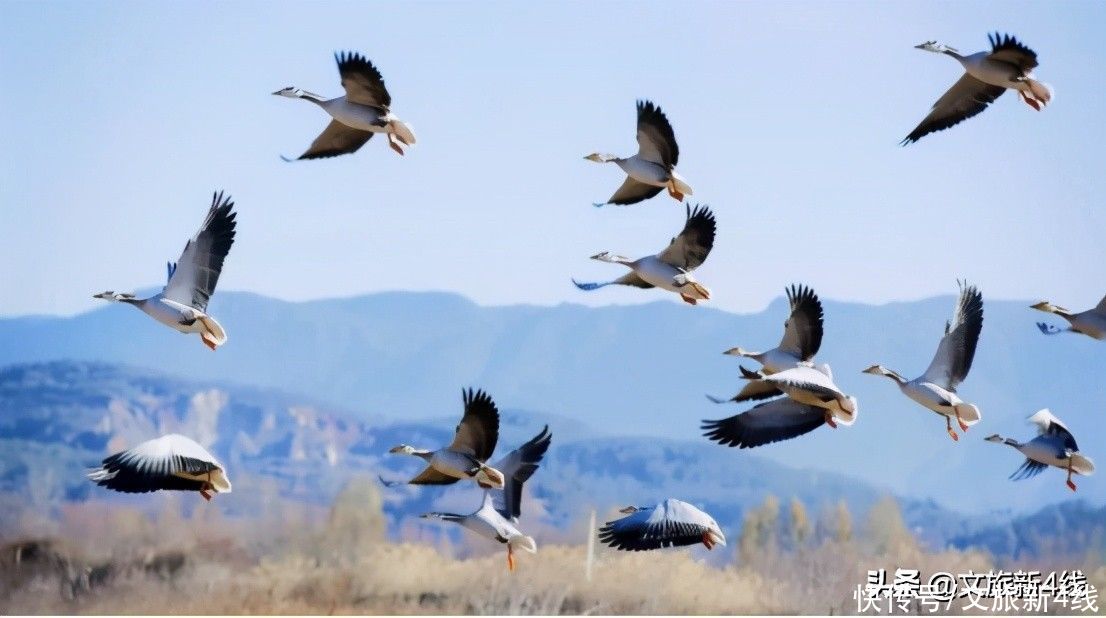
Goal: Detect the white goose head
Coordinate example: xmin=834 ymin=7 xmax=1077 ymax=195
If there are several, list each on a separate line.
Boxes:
xmin=272 ymin=86 xmax=304 ymax=98
xmin=584 ymin=153 xmax=618 ymax=163
xmin=93 ymin=291 xmax=137 ymax=303
xmin=914 ymin=41 xmax=958 ymax=54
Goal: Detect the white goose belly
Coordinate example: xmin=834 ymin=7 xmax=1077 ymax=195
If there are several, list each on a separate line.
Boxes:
xmin=631 ymin=257 xmax=684 ymax=292
xmin=617 ymin=156 xmax=669 ymax=186
xmin=140 ymin=297 xmax=201 ymax=334
xmin=902 ymin=381 xmax=960 ymax=415
xmin=430 ymin=450 xmax=477 ymax=479
xmin=1019 ymin=439 xmax=1067 ymax=469
xmin=322 ymin=99 xmax=389 ymax=133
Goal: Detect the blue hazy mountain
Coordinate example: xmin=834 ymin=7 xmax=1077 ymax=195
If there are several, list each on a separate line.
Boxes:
xmin=0 ymin=360 xmax=973 ymax=551
xmin=1 ymin=290 xmax=1103 ymax=515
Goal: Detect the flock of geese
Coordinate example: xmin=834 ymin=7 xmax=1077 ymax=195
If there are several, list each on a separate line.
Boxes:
xmin=84 ymin=34 xmax=1096 ymax=570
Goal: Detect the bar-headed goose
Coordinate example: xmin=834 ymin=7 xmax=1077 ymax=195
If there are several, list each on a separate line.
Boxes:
xmin=986 ymin=409 xmax=1095 ymax=492
xmin=863 ymin=282 xmax=983 ymax=441
xmin=384 ymin=388 xmax=505 ymax=490
xmin=87 ymin=434 xmax=231 ymax=501
xmin=599 ymin=499 xmax=725 ymax=551
xmin=93 ymin=192 xmax=237 ymax=351
xmin=711 ymin=284 xmax=824 ymax=404
xmin=903 ymin=33 xmax=1051 ymax=145
xmin=274 ymin=51 xmax=415 ymax=159
xmin=586 ymin=100 xmax=693 ymax=207
xmin=420 ymin=426 xmax=551 ymax=571
xmin=573 ymin=204 xmax=715 ymax=305
xmin=732 ymin=363 xmax=857 ymax=428
xmin=1032 ymin=294 xmax=1106 ymax=340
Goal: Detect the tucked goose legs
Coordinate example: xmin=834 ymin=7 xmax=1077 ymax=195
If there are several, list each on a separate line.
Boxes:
xmin=945 ymin=416 xmax=959 ymax=442
xmin=701 ymin=531 xmax=715 ymax=550
xmin=667 ymin=181 xmax=685 ymax=201
xmin=956 ymin=410 xmax=970 ymax=432
xmin=507 ymin=544 xmax=516 ymax=572
xmin=388 ymin=134 xmax=405 ymax=156
xmin=1067 ymin=460 xmax=1077 ymax=492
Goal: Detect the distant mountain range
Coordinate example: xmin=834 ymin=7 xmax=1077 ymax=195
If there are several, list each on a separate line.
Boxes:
xmin=1 ymin=290 xmax=1103 ymax=517
xmin=4 ymin=360 xmax=1104 ymax=562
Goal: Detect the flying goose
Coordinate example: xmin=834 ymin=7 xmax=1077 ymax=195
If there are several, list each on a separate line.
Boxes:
xmin=420 ymin=426 xmax=551 ymax=571
xmin=598 ymin=499 xmax=726 ymax=552
xmin=94 ymin=192 xmax=237 ymax=351
xmin=1032 ymin=295 xmax=1106 ymax=340
xmin=87 ymin=434 xmax=231 ymax=501
xmin=274 ymin=51 xmax=416 ymax=159
xmin=585 ymin=100 xmax=693 ymax=207
xmin=573 ymin=204 xmax=715 ymax=305
xmin=903 ymin=33 xmax=1052 ymax=145
xmin=863 ymin=282 xmax=984 ymax=441
xmin=714 ymin=363 xmax=858 ymax=430
xmin=986 ymin=409 xmax=1094 ymax=492
xmin=384 ymin=388 xmax=506 ymax=490
xmin=711 ymin=284 xmax=824 ymax=404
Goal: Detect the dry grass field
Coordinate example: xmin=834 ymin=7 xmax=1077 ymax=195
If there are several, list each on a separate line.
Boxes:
xmin=1 ymin=483 xmax=1102 ymax=615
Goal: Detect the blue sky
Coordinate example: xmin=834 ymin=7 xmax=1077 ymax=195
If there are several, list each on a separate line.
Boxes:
xmin=1 ymin=1 xmax=1104 ymax=317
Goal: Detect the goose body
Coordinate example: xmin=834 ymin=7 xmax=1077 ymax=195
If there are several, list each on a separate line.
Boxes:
xmin=715 ymin=285 xmax=824 ymax=403
xmin=598 ymin=499 xmax=725 ymax=552
xmin=986 ymin=409 xmax=1095 ymax=492
xmin=274 ymin=51 xmax=415 ymax=159
xmin=93 ymin=192 xmax=237 ymax=351
xmin=903 ymin=33 xmax=1051 ymax=144
xmin=1032 ymin=296 xmax=1106 ymax=340
xmin=743 ymin=364 xmax=858 ymax=424
xmin=587 ymin=100 xmax=693 ymax=206
xmin=87 ymin=434 xmax=231 ymax=501
xmin=864 ymin=281 xmax=983 ymax=441
xmin=421 ymin=426 xmax=551 ymax=571
xmin=383 ymin=388 xmax=506 ymax=490
xmin=573 ymin=204 xmax=715 ymax=305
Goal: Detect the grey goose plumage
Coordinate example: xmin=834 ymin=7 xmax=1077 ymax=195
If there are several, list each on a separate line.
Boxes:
xmin=383 ymin=388 xmax=505 ymax=489
xmin=420 ymin=426 xmax=552 ymax=571
xmin=986 ymin=409 xmax=1094 ymax=492
xmin=87 ymin=434 xmax=231 ymax=501
xmin=714 ymin=284 xmax=824 ymax=404
xmin=864 ymin=281 xmax=984 ymax=441
xmin=573 ymin=204 xmax=716 ymax=305
xmin=903 ymin=33 xmax=1051 ymax=144
xmin=587 ymin=100 xmax=693 ymax=206
xmin=598 ymin=499 xmax=725 ymax=552
xmin=93 ymin=192 xmax=237 ymax=350
xmin=275 ymin=51 xmax=416 ymax=159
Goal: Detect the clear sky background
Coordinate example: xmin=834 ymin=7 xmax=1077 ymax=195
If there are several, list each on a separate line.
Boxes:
xmin=1 ymin=1 xmax=1104 ymax=318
